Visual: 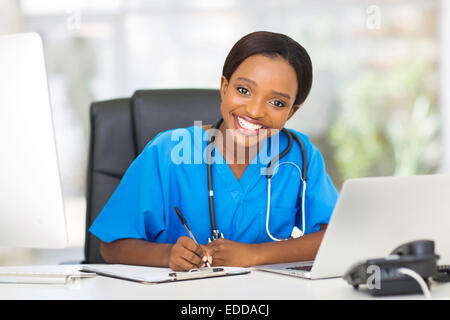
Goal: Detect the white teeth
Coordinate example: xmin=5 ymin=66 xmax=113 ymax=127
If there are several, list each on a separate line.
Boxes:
xmin=237 ymin=116 xmax=263 ymax=131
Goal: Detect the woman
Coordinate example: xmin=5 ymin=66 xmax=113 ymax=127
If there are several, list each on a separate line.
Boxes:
xmin=89 ymin=31 xmax=338 ymax=271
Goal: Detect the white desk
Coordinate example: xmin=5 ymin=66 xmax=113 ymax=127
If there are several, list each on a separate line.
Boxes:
xmin=0 ymin=265 xmax=450 ymax=300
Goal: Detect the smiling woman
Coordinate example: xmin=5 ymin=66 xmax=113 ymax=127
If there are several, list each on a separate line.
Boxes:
xmin=89 ymin=31 xmax=338 ymax=271
xmin=222 ymin=31 xmax=313 ymax=107
xmin=221 ymin=56 xmax=298 ymax=145
xmin=214 ymin=31 xmax=313 ymax=171
xmin=219 ymin=55 xmax=302 ymax=167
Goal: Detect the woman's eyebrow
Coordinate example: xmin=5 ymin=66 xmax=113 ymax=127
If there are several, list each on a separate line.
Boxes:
xmin=237 ymin=77 xmax=257 ymax=86
xmin=271 ymin=90 xmax=291 ymax=101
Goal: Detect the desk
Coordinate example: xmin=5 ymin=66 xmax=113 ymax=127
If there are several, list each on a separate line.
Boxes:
xmin=0 ymin=265 xmax=450 ymax=300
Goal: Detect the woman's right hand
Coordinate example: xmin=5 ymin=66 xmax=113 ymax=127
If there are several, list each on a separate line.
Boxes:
xmin=168 ymin=236 xmax=214 ymax=271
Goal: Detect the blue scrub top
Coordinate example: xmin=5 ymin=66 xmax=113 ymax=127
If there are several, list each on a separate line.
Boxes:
xmin=89 ymin=125 xmax=338 ymax=245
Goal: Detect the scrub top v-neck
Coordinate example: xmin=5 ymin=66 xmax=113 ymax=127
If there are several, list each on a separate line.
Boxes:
xmin=89 ymin=125 xmax=338 ymax=245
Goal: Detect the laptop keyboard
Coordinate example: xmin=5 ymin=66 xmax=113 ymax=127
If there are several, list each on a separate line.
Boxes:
xmin=286 ymin=265 xmax=312 ymax=272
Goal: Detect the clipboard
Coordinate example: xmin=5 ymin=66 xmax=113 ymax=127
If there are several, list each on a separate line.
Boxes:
xmin=81 ymin=264 xmax=250 ymax=284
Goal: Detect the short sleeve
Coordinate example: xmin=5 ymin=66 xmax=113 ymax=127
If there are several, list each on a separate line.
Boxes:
xmin=303 ymin=140 xmax=338 ymax=234
xmin=89 ymin=142 xmax=166 ymax=243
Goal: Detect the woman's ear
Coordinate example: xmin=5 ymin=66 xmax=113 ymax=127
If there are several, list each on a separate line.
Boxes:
xmin=220 ymin=75 xmax=229 ymax=100
xmin=287 ymin=104 xmax=300 ymax=120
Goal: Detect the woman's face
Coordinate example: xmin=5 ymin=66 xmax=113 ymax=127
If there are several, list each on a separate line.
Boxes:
xmin=219 ymin=54 xmax=299 ymax=149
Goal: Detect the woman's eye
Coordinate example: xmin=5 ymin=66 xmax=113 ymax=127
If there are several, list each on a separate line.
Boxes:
xmin=237 ymin=87 xmax=249 ymax=95
xmin=272 ymin=100 xmax=286 ymax=108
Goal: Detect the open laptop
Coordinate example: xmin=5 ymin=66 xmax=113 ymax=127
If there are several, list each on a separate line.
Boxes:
xmin=0 ymin=32 xmax=68 ymax=248
xmin=253 ymin=174 xmax=450 ymax=279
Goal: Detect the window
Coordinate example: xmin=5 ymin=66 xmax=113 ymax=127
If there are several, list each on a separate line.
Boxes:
xmin=14 ymin=0 xmax=444 ymax=254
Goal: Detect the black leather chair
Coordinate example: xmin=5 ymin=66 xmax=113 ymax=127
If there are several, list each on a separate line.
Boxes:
xmin=84 ymin=89 xmax=221 ymax=263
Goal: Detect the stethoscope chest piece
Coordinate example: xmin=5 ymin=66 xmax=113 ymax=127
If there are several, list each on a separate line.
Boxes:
xmin=208 ymin=232 xmax=224 ymax=243
xmin=290 ymin=226 xmax=303 ymax=239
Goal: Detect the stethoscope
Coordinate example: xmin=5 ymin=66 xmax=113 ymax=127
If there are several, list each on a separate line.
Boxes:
xmin=206 ymin=118 xmax=308 ymax=242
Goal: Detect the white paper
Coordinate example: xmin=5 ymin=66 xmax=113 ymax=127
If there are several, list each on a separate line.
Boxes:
xmin=0 ymin=265 xmax=96 ymax=284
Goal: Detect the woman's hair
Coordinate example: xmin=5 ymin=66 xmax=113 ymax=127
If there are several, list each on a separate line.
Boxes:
xmin=222 ymin=31 xmax=313 ymax=106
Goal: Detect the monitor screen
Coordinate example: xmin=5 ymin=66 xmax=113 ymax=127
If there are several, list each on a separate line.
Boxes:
xmin=0 ymin=32 xmax=68 ymax=248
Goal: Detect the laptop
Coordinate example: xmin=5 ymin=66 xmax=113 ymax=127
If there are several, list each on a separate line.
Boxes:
xmin=253 ymin=174 xmax=450 ymax=279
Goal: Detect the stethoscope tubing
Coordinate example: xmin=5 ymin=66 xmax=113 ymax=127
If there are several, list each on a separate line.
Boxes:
xmin=266 ymin=161 xmax=307 ymax=241
xmin=206 ymin=118 xmax=307 ymax=242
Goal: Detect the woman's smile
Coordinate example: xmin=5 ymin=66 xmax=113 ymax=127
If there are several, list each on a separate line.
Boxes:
xmin=232 ymin=113 xmax=267 ymax=136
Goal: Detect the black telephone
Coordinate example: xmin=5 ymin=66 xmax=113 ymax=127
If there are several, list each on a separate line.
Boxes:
xmin=433 ymin=264 xmax=450 ymax=283
xmin=343 ymin=240 xmax=449 ymax=297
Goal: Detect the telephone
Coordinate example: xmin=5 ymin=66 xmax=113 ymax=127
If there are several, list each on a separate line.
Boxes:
xmin=433 ymin=264 xmax=450 ymax=283
xmin=344 ymin=240 xmax=449 ymax=297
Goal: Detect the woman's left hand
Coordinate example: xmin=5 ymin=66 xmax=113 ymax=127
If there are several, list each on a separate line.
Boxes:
xmin=206 ymin=238 xmax=254 ymax=267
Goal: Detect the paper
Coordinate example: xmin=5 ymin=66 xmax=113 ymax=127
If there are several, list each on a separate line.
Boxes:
xmin=0 ymin=265 xmax=96 ymax=284
xmin=82 ymin=264 xmax=250 ymax=284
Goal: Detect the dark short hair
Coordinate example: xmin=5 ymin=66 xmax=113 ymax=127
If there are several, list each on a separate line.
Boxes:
xmin=222 ymin=31 xmax=313 ymax=106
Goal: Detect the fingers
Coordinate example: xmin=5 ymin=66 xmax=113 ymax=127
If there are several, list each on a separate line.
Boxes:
xmin=179 ymin=236 xmax=204 ymax=257
xmin=200 ymin=245 xmax=214 ymax=266
xmin=169 ymin=236 xmax=208 ymax=271
xmin=210 ymin=258 xmax=225 ymax=266
xmin=205 ymin=238 xmax=238 ymax=266
xmin=171 ymin=256 xmax=200 ymax=272
xmin=205 ymin=238 xmax=227 ymax=266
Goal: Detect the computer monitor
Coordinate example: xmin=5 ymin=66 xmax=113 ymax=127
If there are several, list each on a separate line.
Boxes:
xmin=0 ymin=32 xmax=68 ymax=248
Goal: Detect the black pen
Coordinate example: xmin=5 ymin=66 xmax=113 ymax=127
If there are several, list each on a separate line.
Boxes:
xmin=174 ymin=206 xmax=211 ymax=268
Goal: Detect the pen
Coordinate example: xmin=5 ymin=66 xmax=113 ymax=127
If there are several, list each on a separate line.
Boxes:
xmin=174 ymin=206 xmax=211 ymax=268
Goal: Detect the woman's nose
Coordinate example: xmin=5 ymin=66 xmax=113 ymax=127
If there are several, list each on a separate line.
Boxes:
xmin=245 ymin=98 xmax=265 ymax=119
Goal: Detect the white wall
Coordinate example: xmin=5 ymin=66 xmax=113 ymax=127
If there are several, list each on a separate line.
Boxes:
xmin=0 ymin=0 xmax=21 ymax=34
xmin=440 ymin=0 xmax=450 ymax=172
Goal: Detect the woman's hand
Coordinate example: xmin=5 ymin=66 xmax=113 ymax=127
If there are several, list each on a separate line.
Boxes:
xmin=206 ymin=238 xmax=254 ymax=267
xmin=168 ymin=236 xmax=214 ymax=271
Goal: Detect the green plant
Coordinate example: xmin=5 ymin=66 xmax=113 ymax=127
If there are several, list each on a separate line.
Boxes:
xmin=328 ymin=54 xmax=440 ymax=186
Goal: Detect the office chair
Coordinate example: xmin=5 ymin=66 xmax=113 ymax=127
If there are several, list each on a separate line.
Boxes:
xmin=84 ymin=89 xmax=221 ymax=263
